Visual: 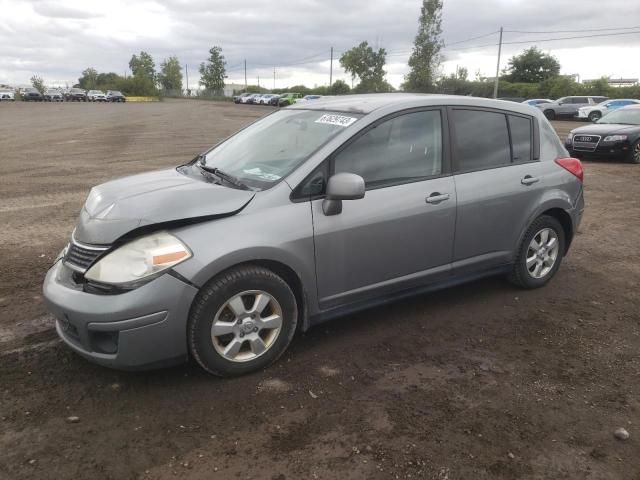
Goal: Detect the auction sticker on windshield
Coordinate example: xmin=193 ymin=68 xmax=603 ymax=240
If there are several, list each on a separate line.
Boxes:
xmin=315 ymin=114 xmax=358 ymax=127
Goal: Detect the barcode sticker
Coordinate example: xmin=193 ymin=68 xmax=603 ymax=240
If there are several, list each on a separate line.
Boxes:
xmin=315 ymin=114 xmax=358 ymax=127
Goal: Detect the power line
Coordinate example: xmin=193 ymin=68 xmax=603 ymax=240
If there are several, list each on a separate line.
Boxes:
xmin=444 ymin=29 xmax=640 ymax=51
xmin=504 ymin=25 xmax=640 ymax=34
xmin=445 ymin=30 xmax=500 ymax=46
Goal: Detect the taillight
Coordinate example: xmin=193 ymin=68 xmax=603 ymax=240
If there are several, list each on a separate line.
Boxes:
xmin=555 ymin=157 xmax=583 ymax=183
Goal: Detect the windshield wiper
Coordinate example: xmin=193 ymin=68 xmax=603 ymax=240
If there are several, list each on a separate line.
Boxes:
xmin=198 ymin=162 xmax=252 ymax=190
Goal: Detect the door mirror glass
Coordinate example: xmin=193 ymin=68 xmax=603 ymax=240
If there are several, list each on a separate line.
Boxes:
xmin=322 ymin=173 xmax=365 ymax=216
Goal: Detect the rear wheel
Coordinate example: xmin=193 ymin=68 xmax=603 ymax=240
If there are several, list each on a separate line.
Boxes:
xmin=628 ymin=140 xmax=640 ymax=164
xmin=544 ymin=109 xmax=556 ymax=121
xmin=509 ymin=215 xmax=565 ymax=289
xmin=188 ymin=265 xmax=298 ymax=377
xmin=588 ymin=111 xmax=601 ymax=122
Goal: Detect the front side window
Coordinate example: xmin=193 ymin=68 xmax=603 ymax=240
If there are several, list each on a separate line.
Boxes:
xmin=201 ymin=109 xmax=362 ymax=190
xmin=333 ymin=110 xmax=443 ymax=188
xmin=452 ymin=109 xmax=510 ymax=171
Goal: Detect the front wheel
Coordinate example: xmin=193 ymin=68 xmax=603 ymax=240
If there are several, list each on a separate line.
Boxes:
xmin=508 ymin=215 xmax=565 ymax=289
xmin=628 ymin=140 xmax=640 ymax=164
xmin=188 ymin=265 xmax=298 ymax=377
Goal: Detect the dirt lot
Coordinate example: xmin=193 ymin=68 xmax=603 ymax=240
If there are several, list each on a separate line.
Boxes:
xmin=1 ymin=100 xmax=639 ymax=480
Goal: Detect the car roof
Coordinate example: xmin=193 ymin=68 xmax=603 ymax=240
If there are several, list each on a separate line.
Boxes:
xmin=288 ymin=93 xmax=540 ymax=116
xmin=621 ymin=103 xmax=640 ymax=109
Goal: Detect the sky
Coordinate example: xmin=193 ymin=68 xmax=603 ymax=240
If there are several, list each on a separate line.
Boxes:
xmin=1 ymin=0 xmax=639 ymax=89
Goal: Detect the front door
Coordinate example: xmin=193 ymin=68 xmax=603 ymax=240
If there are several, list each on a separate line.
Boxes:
xmin=311 ymin=109 xmax=457 ymax=310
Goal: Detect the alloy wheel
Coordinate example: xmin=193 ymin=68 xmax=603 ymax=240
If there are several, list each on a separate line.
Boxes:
xmin=526 ymin=228 xmax=560 ymax=279
xmin=211 ymin=290 xmax=283 ymax=362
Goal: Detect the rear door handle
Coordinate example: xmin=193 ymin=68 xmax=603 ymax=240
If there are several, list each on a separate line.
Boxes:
xmin=521 ymin=175 xmax=540 ymax=186
xmin=425 ymin=193 xmax=450 ymax=204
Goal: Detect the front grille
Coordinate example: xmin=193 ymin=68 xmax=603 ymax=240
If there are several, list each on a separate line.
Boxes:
xmin=64 ymin=238 xmax=109 ymax=272
xmin=573 ymin=134 xmax=601 ymax=152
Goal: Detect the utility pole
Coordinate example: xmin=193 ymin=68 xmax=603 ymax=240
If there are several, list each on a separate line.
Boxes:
xmin=329 ymin=46 xmax=333 ymax=88
xmin=185 ymin=64 xmax=189 ymax=96
xmin=257 ymin=75 xmax=260 ymax=88
xmin=273 ymin=67 xmax=276 ymax=90
xmin=244 ymin=60 xmax=247 ymax=90
xmin=493 ymin=27 xmax=503 ymax=99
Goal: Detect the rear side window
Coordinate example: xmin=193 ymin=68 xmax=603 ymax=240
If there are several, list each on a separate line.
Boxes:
xmin=508 ymin=115 xmax=532 ymax=163
xmin=451 ymin=109 xmax=510 ymax=171
xmin=573 ymin=97 xmax=588 ymax=104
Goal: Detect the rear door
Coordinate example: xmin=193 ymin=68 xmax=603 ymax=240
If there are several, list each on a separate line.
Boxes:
xmin=449 ymin=107 xmax=543 ymax=274
xmin=310 ymin=108 xmax=457 ymax=309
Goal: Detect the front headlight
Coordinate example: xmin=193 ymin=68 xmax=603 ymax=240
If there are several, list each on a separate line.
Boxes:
xmin=567 ymin=132 xmax=574 ymax=142
xmin=603 ymin=135 xmax=627 ymax=142
xmin=84 ymin=231 xmax=191 ymax=286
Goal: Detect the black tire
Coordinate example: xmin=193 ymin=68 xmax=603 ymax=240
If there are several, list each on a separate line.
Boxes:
xmin=188 ymin=265 xmax=298 ymax=377
xmin=628 ymin=139 xmax=640 ymax=164
xmin=543 ymin=109 xmax=556 ymax=121
xmin=588 ymin=111 xmax=601 ymax=122
xmin=508 ymin=215 xmax=565 ymax=289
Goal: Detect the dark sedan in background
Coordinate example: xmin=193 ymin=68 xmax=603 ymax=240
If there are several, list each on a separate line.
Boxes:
xmin=65 ymin=88 xmax=87 ymax=102
xmin=565 ymin=105 xmax=640 ymax=163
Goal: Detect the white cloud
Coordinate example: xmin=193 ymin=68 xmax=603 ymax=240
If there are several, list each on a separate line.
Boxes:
xmin=0 ymin=0 xmax=638 ymax=88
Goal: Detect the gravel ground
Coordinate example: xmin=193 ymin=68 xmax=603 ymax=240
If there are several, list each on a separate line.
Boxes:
xmin=0 ymin=100 xmax=638 ymax=480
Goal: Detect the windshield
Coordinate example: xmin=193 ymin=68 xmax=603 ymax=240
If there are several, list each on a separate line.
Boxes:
xmin=597 ymin=109 xmax=640 ymax=125
xmin=201 ymin=109 xmax=362 ymax=189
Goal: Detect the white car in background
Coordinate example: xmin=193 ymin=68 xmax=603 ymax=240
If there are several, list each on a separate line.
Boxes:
xmin=259 ymin=94 xmax=277 ymax=105
xmin=87 ymin=90 xmax=107 ymax=102
xmin=577 ymin=99 xmax=640 ymax=122
xmin=0 ymin=89 xmax=15 ymax=101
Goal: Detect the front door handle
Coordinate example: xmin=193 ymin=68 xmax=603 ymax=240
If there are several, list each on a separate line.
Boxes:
xmin=425 ymin=193 xmax=450 ymax=204
xmin=521 ymin=175 xmax=540 ymax=186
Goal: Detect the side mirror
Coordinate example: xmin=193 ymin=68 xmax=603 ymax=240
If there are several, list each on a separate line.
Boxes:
xmin=322 ymin=173 xmax=365 ymax=216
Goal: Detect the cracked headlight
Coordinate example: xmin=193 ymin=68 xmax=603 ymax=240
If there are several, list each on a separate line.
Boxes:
xmin=84 ymin=231 xmax=191 ymax=286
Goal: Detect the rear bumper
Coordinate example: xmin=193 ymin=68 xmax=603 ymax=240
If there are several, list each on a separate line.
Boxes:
xmin=43 ymin=261 xmax=198 ymax=370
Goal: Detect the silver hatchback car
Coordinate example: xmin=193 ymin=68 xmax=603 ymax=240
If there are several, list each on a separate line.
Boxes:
xmin=44 ymin=94 xmax=585 ymax=376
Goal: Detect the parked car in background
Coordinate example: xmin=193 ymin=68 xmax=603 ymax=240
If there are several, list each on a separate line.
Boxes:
xmin=576 ymin=99 xmax=640 ymax=122
xmin=65 ymin=88 xmax=87 ymax=102
xmin=0 ymin=89 xmax=15 ymax=101
xmin=269 ymin=94 xmax=282 ymax=106
xmin=537 ymin=96 xmax=608 ymax=120
xmin=44 ymin=89 xmax=64 ymax=102
xmin=565 ymin=104 xmax=640 ymax=163
xmin=298 ymin=95 xmax=323 ymax=102
xmin=44 ymin=93 xmax=584 ymax=376
xmin=240 ymin=93 xmax=256 ymax=104
xmin=234 ymin=92 xmax=252 ymax=104
xmin=259 ymin=94 xmax=277 ymax=105
xmin=278 ymin=92 xmax=302 ymax=106
xmin=246 ymin=93 xmax=264 ymax=104
xmin=106 ymin=91 xmax=126 ymax=102
xmin=21 ymin=88 xmax=44 ymax=101
xmin=87 ymin=90 xmax=107 ymax=102
xmin=522 ymin=99 xmax=553 ymax=107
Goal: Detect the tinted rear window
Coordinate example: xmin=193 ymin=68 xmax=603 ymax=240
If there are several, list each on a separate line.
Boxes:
xmin=452 ymin=109 xmax=510 ymax=171
xmin=508 ymin=115 xmax=532 ymax=163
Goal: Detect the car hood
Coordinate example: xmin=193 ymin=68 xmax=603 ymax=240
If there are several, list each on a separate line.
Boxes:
xmin=73 ymin=168 xmax=255 ymax=245
xmin=571 ymin=123 xmax=640 ymax=135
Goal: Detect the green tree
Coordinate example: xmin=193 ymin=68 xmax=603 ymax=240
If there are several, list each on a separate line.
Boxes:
xmin=404 ymin=0 xmax=443 ymax=92
xmin=78 ymin=68 xmax=99 ymax=89
xmin=30 ymin=75 xmax=45 ymax=93
xmin=339 ymin=41 xmax=389 ymax=93
xmin=158 ymin=56 xmax=183 ymax=93
xmin=505 ymin=47 xmax=560 ymax=83
xmin=329 ymin=79 xmax=351 ymax=95
xmin=129 ymin=51 xmax=156 ymax=79
xmin=199 ymin=46 xmax=226 ymax=94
